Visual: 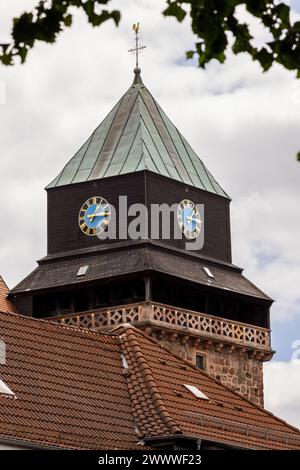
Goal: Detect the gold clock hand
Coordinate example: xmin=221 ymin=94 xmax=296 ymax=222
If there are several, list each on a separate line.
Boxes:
xmin=87 ymin=211 xmax=110 ymax=220
xmin=91 ymin=205 xmax=100 ymax=222
xmin=88 ymin=203 xmax=103 ymax=222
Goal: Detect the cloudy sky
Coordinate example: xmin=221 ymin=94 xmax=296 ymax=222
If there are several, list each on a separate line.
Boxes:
xmin=0 ymin=1 xmax=300 ymax=427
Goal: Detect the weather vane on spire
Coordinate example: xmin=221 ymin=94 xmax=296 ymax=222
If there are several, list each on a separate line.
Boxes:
xmin=128 ymin=22 xmax=146 ymax=70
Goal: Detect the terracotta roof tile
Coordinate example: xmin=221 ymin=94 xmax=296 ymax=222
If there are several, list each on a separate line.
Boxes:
xmin=0 ymin=312 xmax=299 ymax=450
xmin=123 ymin=327 xmax=300 ymax=449
xmin=0 ymin=276 xmax=15 ymax=313
xmin=120 ymin=328 xmax=181 ymax=437
xmin=0 ymin=312 xmax=138 ymax=449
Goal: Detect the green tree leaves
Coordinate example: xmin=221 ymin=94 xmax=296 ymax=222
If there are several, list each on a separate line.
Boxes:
xmin=0 ymin=0 xmax=120 ymax=65
xmin=163 ymin=1 xmax=300 ymax=78
xmin=164 ymin=1 xmax=187 ymax=22
xmin=1 ymin=0 xmax=299 ymax=77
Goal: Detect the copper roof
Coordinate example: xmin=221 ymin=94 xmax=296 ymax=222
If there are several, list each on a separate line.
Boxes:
xmin=47 ymin=70 xmax=229 ymax=199
xmin=0 ymin=311 xmax=299 ymax=449
xmin=0 ymin=277 xmax=15 ymax=313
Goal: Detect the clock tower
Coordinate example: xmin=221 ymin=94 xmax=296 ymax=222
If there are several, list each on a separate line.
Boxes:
xmin=9 ymin=65 xmax=274 ymax=407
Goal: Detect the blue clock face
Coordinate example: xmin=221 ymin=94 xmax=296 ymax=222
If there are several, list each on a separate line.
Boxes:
xmin=177 ymin=199 xmax=202 ymax=239
xmin=78 ymin=196 xmax=111 ymax=237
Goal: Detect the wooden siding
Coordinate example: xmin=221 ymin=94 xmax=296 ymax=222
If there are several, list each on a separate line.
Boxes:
xmin=47 ymin=170 xmax=231 ymax=263
xmin=47 ymin=172 xmax=146 ymax=254
xmin=145 ymin=172 xmax=232 ymax=262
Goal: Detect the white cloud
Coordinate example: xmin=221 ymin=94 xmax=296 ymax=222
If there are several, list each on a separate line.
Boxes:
xmin=264 ymin=360 xmax=300 ymax=429
xmin=290 ymin=1 xmax=300 ymax=14
xmin=231 ymin=190 xmax=300 ymax=321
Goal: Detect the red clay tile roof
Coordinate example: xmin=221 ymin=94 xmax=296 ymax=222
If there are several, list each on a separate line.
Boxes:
xmin=0 ymin=276 xmax=15 ymax=313
xmin=123 ymin=328 xmax=300 ymax=450
xmin=119 ymin=328 xmax=181 ymax=437
xmin=0 ymin=311 xmax=299 ymax=450
xmin=0 ymin=312 xmax=138 ymax=450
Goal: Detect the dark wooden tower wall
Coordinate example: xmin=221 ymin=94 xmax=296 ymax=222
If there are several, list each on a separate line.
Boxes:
xmin=47 ymin=170 xmax=232 ymax=263
xmin=47 ymin=172 xmax=146 ymax=254
xmin=145 ymin=172 xmax=232 ymax=263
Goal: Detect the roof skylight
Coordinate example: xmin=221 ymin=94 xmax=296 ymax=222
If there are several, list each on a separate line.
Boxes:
xmin=0 ymin=339 xmax=5 ymax=365
xmin=0 ymin=379 xmax=14 ymax=397
xmin=77 ymin=266 xmax=89 ymax=277
xmin=203 ymin=267 xmax=214 ymax=279
xmin=121 ymin=353 xmax=129 ymax=369
xmin=183 ymin=384 xmax=209 ymax=400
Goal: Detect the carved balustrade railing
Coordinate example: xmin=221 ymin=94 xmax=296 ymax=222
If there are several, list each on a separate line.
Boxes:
xmin=49 ymin=301 xmax=271 ymax=350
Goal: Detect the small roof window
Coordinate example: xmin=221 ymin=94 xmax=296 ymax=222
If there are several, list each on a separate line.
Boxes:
xmin=203 ymin=267 xmax=214 ymax=279
xmin=121 ymin=353 xmax=129 ymax=369
xmin=0 ymin=339 xmax=6 ymax=365
xmin=0 ymin=379 xmax=14 ymax=397
xmin=183 ymin=384 xmax=209 ymax=400
xmin=77 ymin=266 xmax=89 ymax=277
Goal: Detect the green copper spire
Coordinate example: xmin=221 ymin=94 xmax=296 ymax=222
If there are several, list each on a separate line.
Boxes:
xmin=48 ymin=23 xmax=228 ymax=197
xmin=47 ymin=73 xmax=229 ymax=198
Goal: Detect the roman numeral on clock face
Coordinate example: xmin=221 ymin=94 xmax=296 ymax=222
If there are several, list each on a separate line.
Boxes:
xmin=78 ymin=196 xmax=111 ymax=237
xmin=177 ymin=199 xmax=202 ymax=240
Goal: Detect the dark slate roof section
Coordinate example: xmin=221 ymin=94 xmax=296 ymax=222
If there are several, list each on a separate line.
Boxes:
xmin=0 ymin=313 xmax=299 ymax=450
xmin=147 ymin=248 xmax=272 ymax=301
xmin=10 ymin=247 xmax=148 ymax=293
xmin=47 ymin=70 xmax=229 ymax=199
xmin=10 ymin=244 xmax=270 ymax=301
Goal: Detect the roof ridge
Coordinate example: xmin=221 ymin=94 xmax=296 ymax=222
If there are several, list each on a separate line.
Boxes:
xmin=135 ymin=91 xmax=148 ymax=172
xmin=145 ymin=87 xmax=195 ymax=186
xmin=8 ymin=266 xmax=39 ymax=294
xmin=0 ymin=276 xmax=9 ymax=290
xmin=119 ymin=327 xmax=182 ymax=437
xmin=137 ymin=88 xmax=183 ymax=182
xmin=90 ymin=90 xmax=140 ymax=180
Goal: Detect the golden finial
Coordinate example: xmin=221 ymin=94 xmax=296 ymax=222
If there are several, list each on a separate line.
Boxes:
xmin=132 ymin=23 xmax=140 ymax=34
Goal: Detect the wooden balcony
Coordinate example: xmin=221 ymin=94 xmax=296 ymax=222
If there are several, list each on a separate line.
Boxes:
xmin=48 ymin=301 xmax=272 ymax=356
